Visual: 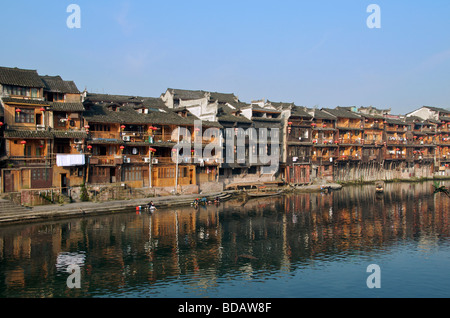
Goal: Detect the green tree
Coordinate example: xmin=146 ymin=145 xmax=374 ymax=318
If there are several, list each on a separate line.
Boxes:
xmin=80 ymin=183 xmax=90 ymax=202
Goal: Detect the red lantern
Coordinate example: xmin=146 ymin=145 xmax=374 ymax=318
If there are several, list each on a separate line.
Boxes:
xmin=0 ymin=122 xmax=3 ymax=127
xmin=121 ymin=125 xmax=126 ymax=130
xmin=16 ymin=108 xmax=21 ymax=113
xmin=288 ymin=122 xmax=293 ymax=125
xmin=84 ymin=125 xmax=90 ymax=129
xmin=149 ymin=148 xmax=156 ymax=152
xmin=120 ymin=145 xmax=125 ymax=150
xmin=40 ymin=107 xmax=46 ymax=112
xmin=87 ymin=145 xmax=93 ymax=150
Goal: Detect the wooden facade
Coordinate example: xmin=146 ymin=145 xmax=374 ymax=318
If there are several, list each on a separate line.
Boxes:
xmin=1 ymin=67 xmax=450 ymax=195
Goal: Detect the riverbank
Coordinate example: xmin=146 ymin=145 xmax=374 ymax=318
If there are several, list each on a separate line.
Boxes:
xmin=1 ymin=177 xmax=448 ymax=226
xmin=336 ymin=175 xmax=450 ymax=187
xmin=0 ymin=191 xmax=241 ymax=226
xmin=0 ymin=182 xmax=336 ymax=226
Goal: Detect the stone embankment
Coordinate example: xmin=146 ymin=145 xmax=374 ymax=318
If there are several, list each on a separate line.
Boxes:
xmin=0 ymin=192 xmax=236 ymax=226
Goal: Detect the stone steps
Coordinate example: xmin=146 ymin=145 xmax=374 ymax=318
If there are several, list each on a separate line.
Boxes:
xmin=0 ymin=200 xmax=34 ymax=223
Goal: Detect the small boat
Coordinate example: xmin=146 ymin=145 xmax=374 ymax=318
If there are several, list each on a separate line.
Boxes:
xmin=246 ymin=190 xmax=284 ymax=198
xmin=375 ymin=182 xmax=384 ymax=193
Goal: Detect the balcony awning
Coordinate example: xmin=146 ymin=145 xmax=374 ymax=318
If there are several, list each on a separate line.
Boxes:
xmin=56 ymin=154 xmax=85 ymax=167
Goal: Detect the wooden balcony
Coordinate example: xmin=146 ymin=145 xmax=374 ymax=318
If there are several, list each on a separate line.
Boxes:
xmin=411 ymin=154 xmax=435 ymax=161
xmin=312 ymin=139 xmax=338 ymax=146
xmin=336 ymin=124 xmax=363 ymax=130
xmin=287 ymin=156 xmax=311 ymax=164
xmin=90 ymin=131 xmax=119 ymax=140
xmin=384 ymin=154 xmax=406 ymax=160
xmin=339 ymin=138 xmax=362 ymax=145
xmin=312 ymin=155 xmax=335 ymax=162
xmin=411 ymin=140 xmax=435 ymax=146
xmin=364 ymin=123 xmax=384 ymax=130
xmin=89 ymin=156 xmax=121 ymax=166
xmin=7 ymin=156 xmax=54 ymax=166
xmin=362 ymin=139 xmax=383 ymax=146
xmin=386 ymin=126 xmax=408 ymax=132
xmin=287 ymin=136 xmax=312 ymax=144
xmin=386 ymin=139 xmax=408 ymax=145
xmin=336 ymin=155 xmax=362 ymax=161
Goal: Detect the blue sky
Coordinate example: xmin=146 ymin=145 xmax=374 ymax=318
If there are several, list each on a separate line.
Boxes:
xmin=1 ymin=0 xmax=450 ymax=114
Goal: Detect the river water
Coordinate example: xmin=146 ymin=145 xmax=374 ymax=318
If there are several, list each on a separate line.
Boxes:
xmin=0 ymin=181 xmax=449 ymax=298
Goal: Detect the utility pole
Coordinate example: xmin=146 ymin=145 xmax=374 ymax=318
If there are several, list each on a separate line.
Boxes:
xmin=174 ymin=128 xmax=179 ymax=194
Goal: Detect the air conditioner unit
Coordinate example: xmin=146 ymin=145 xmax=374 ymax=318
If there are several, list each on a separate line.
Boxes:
xmin=124 ymin=158 xmax=131 ymax=163
xmin=152 ymin=158 xmax=159 ymax=164
xmin=144 ymin=158 xmax=151 ymax=163
xmin=123 ymin=136 xmax=131 ymax=142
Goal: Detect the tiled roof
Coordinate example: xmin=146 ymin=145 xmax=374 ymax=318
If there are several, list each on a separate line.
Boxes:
xmin=0 ymin=66 xmax=45 ymax=88
xmin=201 ymin=120 xmax=223 ymax=128
xmin=4 ymin=130 xmax=54 ymax=139
xmin=83 ymin=102 xmax=199 ymax=126
xmin=267 ymin=101 xmax=295 ymax=110
xmin=167 ymin=88 xmax=239 ymax=104
xmin=85 ymin=93 xmax=147 ymax=105
xmin=50 ymin=102 xmax=85 ymax=112
xmin=322 ymin=107 xmax=362 ymax=119
xmin=290 ymin=106 xmax=313 ymax=118
xmin=40 ymin=75 xmax=80 ymax=94
xmin=209 ymin=92 xmax=239 ymax=104
xmin=251 ymin=117 xmax=282 ymax=122
xmin=423 ymin=106 xmax=450 ymax=115
xmin=53 ymin=130 xmax=88 ymax=139
xmin=167 ymin=88 xmax=207 ymax=100
xmin=217 ymin=105 xmax=252 ymax=124
xmin=1 ymin=97 xmax=49 ymax=105
xmin=358 ymin=112 xmax=385 ymax=120
xmin=88 ymin=139 xmax=124 ymax=145
xmin=385 ymin=118 xmax=409 ymax=125
xmin=405 ymin=116 xmax=424 ymax=122
xmin=310 ymin=109 xmax=337 ymax=120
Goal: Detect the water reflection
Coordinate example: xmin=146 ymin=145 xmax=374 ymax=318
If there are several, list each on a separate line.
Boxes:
xmin=0 ymin=181 xmax=449 ymax=298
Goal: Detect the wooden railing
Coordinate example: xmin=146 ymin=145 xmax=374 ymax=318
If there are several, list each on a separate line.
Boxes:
xmin=384 ymin=154 xmax=407 ymax=160
xmin=8 ymin=156 xmax=53 ymax=166
xmin=339 ymin=138 xmax=362 ymax=144
xmin=386 ymin=126 xmax=408 ymax=132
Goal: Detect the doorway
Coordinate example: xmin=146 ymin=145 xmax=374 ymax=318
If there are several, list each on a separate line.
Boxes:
xmin=61 ymin=173 xmax=68 ymax=195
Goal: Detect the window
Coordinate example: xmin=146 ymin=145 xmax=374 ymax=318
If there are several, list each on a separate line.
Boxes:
xmin=32 ymin=169 xmax=49 ymax=181
xmin=93 ymin=167 xmax=107 ymax=176
xmin=125 ymin=166 xmax=143 ymax=181
xmin=56 ymin=114 xmax=67 ymax=127
xmin=70 ymin=167 xmax=83 ymax=177
xmin=15 ymin=108 xmax=34 ymax=123
xmin=31 ymin=88 xmax=38 ymax=98
xmin=180 ymin=167 xmax=188 ymax=178
xmin=158 ymin=167 xmax=175 ymax=179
